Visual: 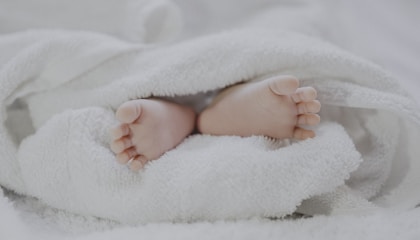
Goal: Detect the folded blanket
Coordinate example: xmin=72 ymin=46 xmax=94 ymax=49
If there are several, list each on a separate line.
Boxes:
xmin=1 ymin=1 xmax=420 ymax=226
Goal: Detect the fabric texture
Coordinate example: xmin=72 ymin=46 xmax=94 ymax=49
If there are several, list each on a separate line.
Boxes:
xmin=1 ymin=0 xmax=420 ymax=229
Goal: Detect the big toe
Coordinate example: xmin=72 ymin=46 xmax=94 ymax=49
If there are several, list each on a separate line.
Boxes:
xmin=116 ymin=100 xmax=142 ymax=124
xmin=268 ymin=75 xmax=299 ymax=96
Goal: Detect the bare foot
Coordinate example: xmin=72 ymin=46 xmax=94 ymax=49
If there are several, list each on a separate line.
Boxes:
xmin=110 ymin=99 xmax=196 ymax=171
xmin=197 ymin=76 xmax=321 ymax=140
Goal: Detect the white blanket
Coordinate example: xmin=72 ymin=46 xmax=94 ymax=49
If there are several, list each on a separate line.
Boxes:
xmin=1 ymin=0 xmax=420 ymax=235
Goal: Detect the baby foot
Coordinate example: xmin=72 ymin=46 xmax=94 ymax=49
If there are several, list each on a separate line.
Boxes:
xmin=110 ymin=99 xmax=196 ymax=171
xmin=197 ymin=75 xmax=321 ymax=140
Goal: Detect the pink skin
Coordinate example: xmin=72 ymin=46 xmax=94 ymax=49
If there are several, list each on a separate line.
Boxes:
xmin=197 ymin=75 xmax=320 ymax=139
xmin=110 ymin=75 xmax=321 ymax=171
xmin=109 ymin=99 xmax=196 ymax=171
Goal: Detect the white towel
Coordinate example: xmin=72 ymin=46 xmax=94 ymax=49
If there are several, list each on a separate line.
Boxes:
xmin=1 ymin=0 xmax=420 ymax=226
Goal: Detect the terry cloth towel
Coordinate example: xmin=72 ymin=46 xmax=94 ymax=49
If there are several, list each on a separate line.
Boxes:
xmin=1 ymin=1 xmax=420 ymax=225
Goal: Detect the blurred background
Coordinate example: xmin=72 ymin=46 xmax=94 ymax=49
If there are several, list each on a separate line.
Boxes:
xmin=1 ymin=0 xmax=419 ymax=102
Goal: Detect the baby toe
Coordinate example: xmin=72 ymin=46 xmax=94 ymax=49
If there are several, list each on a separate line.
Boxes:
xmin=110 ymin=124 xmax=130 ymax=139
xmin=116 ymin=101 xmax=143 ymax=124
xmin=297 ymin=113 xmax=321 ymax=126
xmin=116 ymin=147 xmax=138 ymax=164
xmin=129 ymin=155 xmax=149 ymax=171
xmin=110 ymin=136 xmax=133 ymax=154
xmin=292 ymin=87 xmax=317 ymax=103
xmin=297 ymin=100 xmax=321 ymax=114
xmin=293 ymin=127 xmax=316 ymax=139
xmin=268 ymin=75 xmax=299 ymax=95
